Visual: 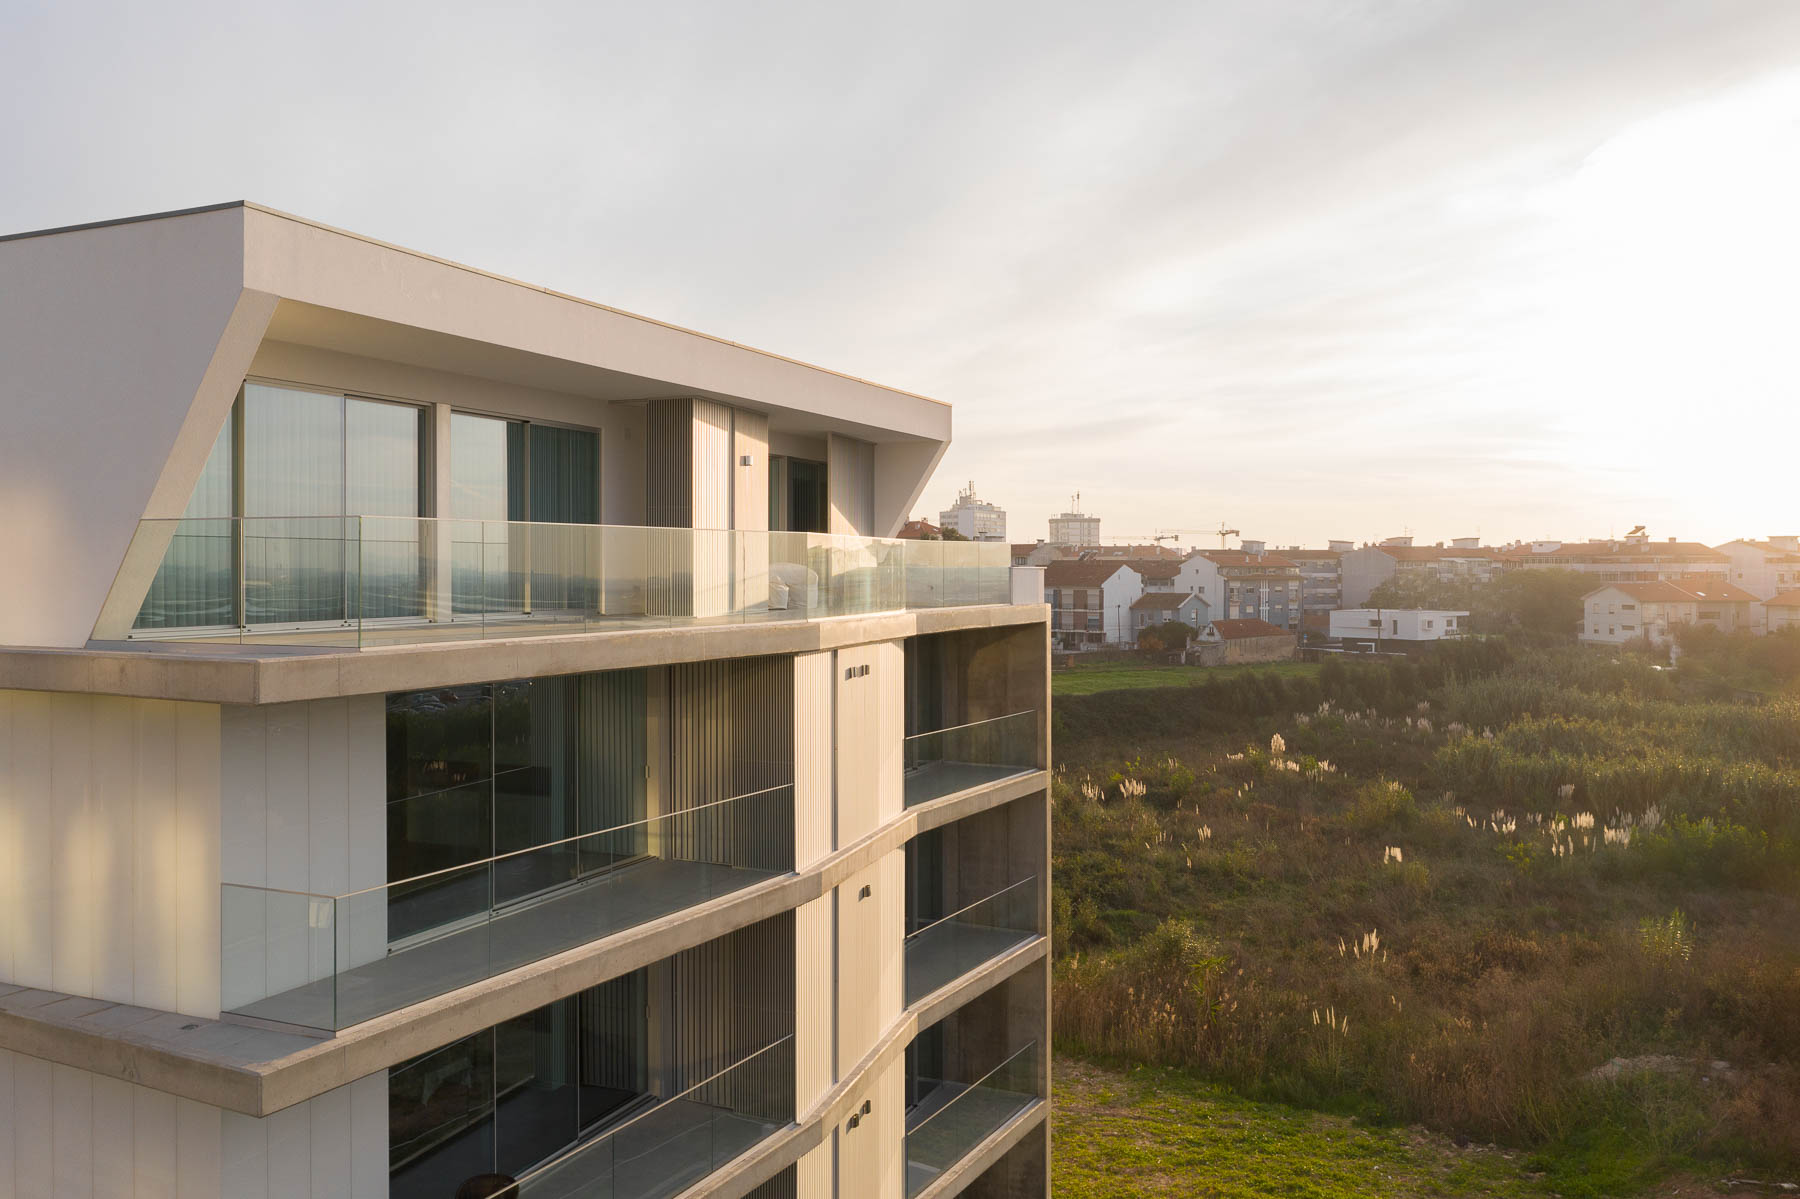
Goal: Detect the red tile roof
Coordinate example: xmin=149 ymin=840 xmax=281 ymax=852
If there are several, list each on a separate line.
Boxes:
xmin=1196 ymin=551 xmax=1298 ymax=569
xmin=1045 ymin=560 xmax=1136 ymax=588
xmin=1124 ymin=559 xmax=1182 ymax=582
xmin=1372 ymin=545 xmax=1499 ymax=562
xmin=1131 ymin=592 xmax=1199 ymax=611
xmin=1208 ymin=618 xmax=1292 ymax=640
xmin=1765 ymin=592 xmax=1800 ymax=608
xmin=1504 ymin=541 xmax=1728 ymax=563
xmin=897 ymin=520 xmax=941 ymax=539
xmin=1587 ymin=581 xmax=1760 ymax=604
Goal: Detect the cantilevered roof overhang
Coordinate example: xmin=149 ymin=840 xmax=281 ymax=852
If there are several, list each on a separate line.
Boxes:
xmin=0 ymin=202 xmax=951 ymax=648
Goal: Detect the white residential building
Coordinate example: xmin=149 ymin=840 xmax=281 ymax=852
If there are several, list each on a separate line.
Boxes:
xmin=1716 ymin=538 xmax=1800 ymax=629
xmin=1045 ymin=560 xmax=1141 ymax=649
xmin=1329 ymin=609 xmax=1468 ymax=646
xmin=938 ymin=480 xmax=1007 ymax=541
xmin=1047 ymin=497 xmax=1099 ymax=547
xmin=1498 ymin=529 xmax=1729 ymax=584
xmin=1579 ymin=581 xmax=1757 ymax=645
xmin=0 ymin=204 xmax=1051 ymax=1199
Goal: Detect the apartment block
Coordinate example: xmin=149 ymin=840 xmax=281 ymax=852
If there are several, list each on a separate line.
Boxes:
xmin=1175 ymin=549 xmax=1302 ymax=631
xmin=0 ymin=204 xmax=1052 ymax=1199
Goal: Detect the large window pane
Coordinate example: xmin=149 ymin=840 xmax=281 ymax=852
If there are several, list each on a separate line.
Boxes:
xmin=493 ymin=679 xmax=579 ymax=907
xmin=349 ymin=398 xmax=424 ymax=619
xmin=386 ymin=672 xmax=648 ymax=946
xmin=390 ymin=1031 xmax=497 ymax=1199
xmin=495 ymin=999 xmax=580 ymax=1176
xmin=243 ymin=384 xmax=346 ymax=623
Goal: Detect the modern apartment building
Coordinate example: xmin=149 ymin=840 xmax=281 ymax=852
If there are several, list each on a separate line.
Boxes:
xmin=1339 ymin=543 xmax=1499 ymax=608
xmin=0 ymin=204 xmax=1051 ymax=1199
xmin=937 ymin=483 xmax=1006 ymax=543
xmin=1045 ymin=498 xmax=1098 ymax=548
xmin=1496 ymin=530 xmax=1728 ymax=587
xmin=1175 ymin=550 xmax=1302 ymax=631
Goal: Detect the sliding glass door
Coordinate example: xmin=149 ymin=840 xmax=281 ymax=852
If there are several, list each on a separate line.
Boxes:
xmin=389 ymin=972 xmax=649 ymax=1198
xmin=385 ymin=670 xmax=648 ymax=948
xmin=131 ymin=382 xmax=426 ymax=632
xmin=450 ymin=413 xmax=599 ymax=616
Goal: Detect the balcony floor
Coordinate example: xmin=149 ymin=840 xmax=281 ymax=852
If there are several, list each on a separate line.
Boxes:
xmin=904 ymin=922 xmax=1037 ymax=1007
xmin=903 ymin=761 xmax=1037 ymax=808
xmin=229 ymin=857 xmax=779 ymax=1032
xmin=521 ymin=1097 xmax=784 ymax=1199
xmin=905 ymin=1083 xmax=1037 ymax=1197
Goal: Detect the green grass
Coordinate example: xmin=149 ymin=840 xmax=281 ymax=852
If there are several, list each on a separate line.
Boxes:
xmin=1054 ymin=1056 xmax=1559 ymax=1199
xmin=1054 ymin=661 xmax=1321 ymax=696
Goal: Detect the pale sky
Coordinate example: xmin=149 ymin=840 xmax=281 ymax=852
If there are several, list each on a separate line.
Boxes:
xmin=5 ymin=1 xmax=1798 ymax=549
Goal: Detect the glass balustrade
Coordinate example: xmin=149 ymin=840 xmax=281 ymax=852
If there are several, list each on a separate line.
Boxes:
xmin=515 ymin=1035 xmax=795 ymax=1199
xmin=902 ymin=712 xmax=1040 ymax=807
xmin=220 ymin=784 xmax=793 ymax=1031
xmin=904 ymin=877 xmax=1039 ymax=1006
xmin=94 ymin=518 xmax=1017 ymax=646
xmin=904 ymin=1042 xmax=1040 ymax=1198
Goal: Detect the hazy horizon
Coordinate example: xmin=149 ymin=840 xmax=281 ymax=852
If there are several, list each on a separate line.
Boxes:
xmin=7 ymin=0 xmax=1797 ymax=549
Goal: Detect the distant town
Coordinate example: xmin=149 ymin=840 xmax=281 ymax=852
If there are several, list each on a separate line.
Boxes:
xmin=907 ymin=485 xmax=1795 ymax=661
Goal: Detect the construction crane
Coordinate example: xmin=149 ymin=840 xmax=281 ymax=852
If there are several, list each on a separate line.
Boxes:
xmin=1155 ymin=523 xmax=1241 ymax=550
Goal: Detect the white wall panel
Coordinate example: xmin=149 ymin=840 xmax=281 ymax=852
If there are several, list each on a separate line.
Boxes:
xmin=0 ymin=1049 xmax=230 ymax=1198
xmin=837 ymin=1055 xmax=903 ymax=1199
xmin=0 ymin=691 xmax=220 ymax=1017
xmin=793 ymin=651 xmax=834 ymax=869
xmin=219 ymin=1071 xmax=386 ymax=1199
xmin=834 ymin=645 xmax=877 ymax=848
xmin=795 ymin=894 xmax=835 ymax=1115
xmin=836 ymin=854 xmax=900 ymax=1073
xmin=219 ymin=696 xmax=386 ymax=1010
xmin=833 ymin=641 xmax=902 ymax=849
xmin=827 ymin=434 xmax=875 ymax=537
xmin=873 ymin=642 xmax=903 ymax=828
xmin=795 ymin=1135 xmax=834 ymax=1199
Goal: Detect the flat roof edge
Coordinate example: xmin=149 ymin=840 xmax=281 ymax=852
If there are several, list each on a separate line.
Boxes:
xmin=0 ymin=201 xmax=247 ymax=245
xmin=243 ymin=203 xmax=949 ymax=408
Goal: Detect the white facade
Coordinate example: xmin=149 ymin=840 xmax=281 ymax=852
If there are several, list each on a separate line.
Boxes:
xmin=1329 ymin=608 xmax=1468 ymax=642
xmin=938 ymin=480 xmax=1007 ymax=542
xmin=1716 ymin=539 xmax=1800 ymax=630
xmin=1047 ymin=506 xmax=1099 ymax=547
xmin=1579 ymin=582 xmax=1754 ymax=645
xmin=0 ymin=205 xmax=1050 ymax=1199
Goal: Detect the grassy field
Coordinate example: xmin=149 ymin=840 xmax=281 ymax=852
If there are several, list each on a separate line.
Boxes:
xmin=1053 ymin=660 xmax=1321 ymax=696
xmin=1054 ymin=1056 xmax=1556 ymax=1199
xmin=1050 ymin=644 xmax=1800 ymax=1195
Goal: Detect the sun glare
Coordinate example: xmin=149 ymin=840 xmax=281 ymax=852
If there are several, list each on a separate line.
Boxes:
xmin=1527 ymin=69 xmax=1800 ymax=536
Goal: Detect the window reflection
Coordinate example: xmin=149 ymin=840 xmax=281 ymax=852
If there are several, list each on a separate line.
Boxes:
xmin=385 ymin=672 xmax=648 ymax=947
xmin=389 ymin=973 xmax=651 ymax=1197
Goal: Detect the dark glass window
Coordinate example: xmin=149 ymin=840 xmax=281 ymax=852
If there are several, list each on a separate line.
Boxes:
xmin=385 ymin=672 xmax=647 ymax=947
xmin=390 ymin=975 xmax=649 ymax=1197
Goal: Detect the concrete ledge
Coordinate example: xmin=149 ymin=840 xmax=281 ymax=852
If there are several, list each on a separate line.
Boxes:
xmin=0 ymin=771 xmax=1049 ymax=1115
xmin=681 ymin=935 xmax=1049 ymax=1199
xmin=0 ymin=605 xmax=1049 ymax=703
xmin=915 ymin=1102 xmax=1048 ymax=1199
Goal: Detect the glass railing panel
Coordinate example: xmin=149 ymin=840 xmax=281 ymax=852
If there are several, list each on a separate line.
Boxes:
xmin=105 ymin=519 xmax=1019 ymax=647
xmin=903 ymin=877 xmax=1039 ymax=1005
xmin=220 ymin=883 xmax=338 ymax=1023
xmin=904 ymin=538 xmax=946 ymax=609
xmin=357 ymin=515 xmax=428 ymax=623
xmin=902 ymin=712 xmax=1040 ymax=807
xmin=517 ymin=1035 xmax=795 ymax=1199
xmin=220 ymin=783 xmax=795 ymax=1032
xmin=905 ymin=1042 xmax=1039 ymax=1198
xmin=128 ymin=516 xmax=238 ymax=633
xmin=978 ymin=542 xmax=1011 ymax=605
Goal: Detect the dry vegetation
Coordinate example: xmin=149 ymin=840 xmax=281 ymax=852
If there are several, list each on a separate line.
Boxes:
xmin=1051 ymin=641 xmax=1800 ymax=1195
